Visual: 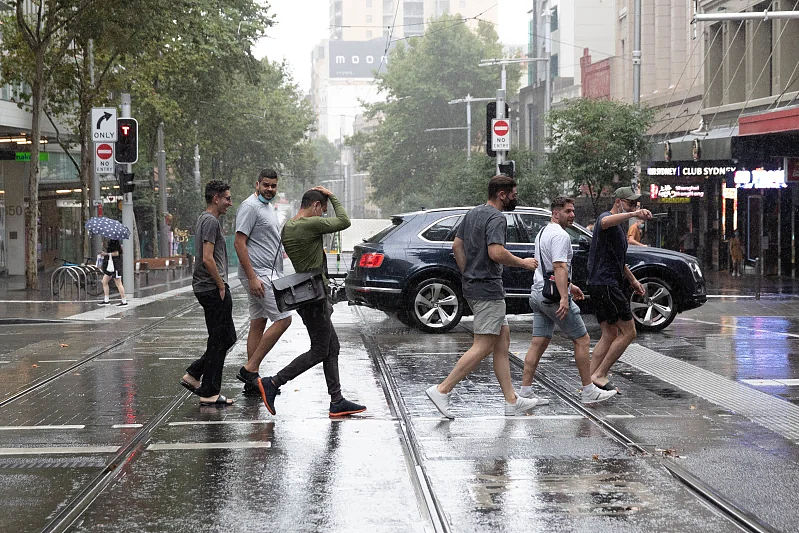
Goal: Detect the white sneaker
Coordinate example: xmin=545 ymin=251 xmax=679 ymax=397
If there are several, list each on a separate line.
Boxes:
xmin=581 ymin=384 xmax=617 ymax=404
xmin=517 ymin=389 xmax=551 ymax=405
xmin=505 ymin=396 xmax=541 ymax=416
xmin=425 ymin=385 xmax=454 ymax=419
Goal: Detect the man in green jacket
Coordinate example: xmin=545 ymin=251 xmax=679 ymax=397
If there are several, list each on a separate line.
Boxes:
xmin=257 ymin=186 xmax=366 ymax=417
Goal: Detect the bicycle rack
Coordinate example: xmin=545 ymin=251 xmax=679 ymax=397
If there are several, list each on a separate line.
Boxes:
xmin=51 ymin=264 xmax=105 ymax=300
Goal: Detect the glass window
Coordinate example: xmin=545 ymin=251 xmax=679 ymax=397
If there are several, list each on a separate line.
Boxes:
xmin=421 ymin=215 xmax=462 ymax=242
xmin=366 ymin=14 xmax=373 ymax=22
xmin=365 ymin=218 xmax=403 ymax=243
xmin=550 ymin=53 xmax=559 ymax=79
xmin=550 ymin=7 xmax=558 ymax=31
xmin=505 ymin=213 xmax=523 ymax=244
xmin=366 ymin=30 xmax=373 ymax=38
xmin=516 ymin=213 xmax=550 ymax=242
xmin=564 ymin=226 xmax=590 ymax=244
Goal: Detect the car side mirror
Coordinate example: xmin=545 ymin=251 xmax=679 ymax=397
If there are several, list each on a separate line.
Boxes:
xmin=578 ymin=235 xmax=591 ymax=250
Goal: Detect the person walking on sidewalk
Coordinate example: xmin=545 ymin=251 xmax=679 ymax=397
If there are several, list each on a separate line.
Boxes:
xmin=256 ymin=186 xmax=366 ymax=418
xmin=98 ymin=239 xmax=127 ymax=306
xmin=425 ymin=175 xmax=542 ymax=419
xmin=728 ymin=230 xmax=744 ymax=277
xmin=520 ymin=197 xmax=617 ymax=405
xmin=233 ymin=169 xmax=292 ymax=396
xmin=181 ymin=180 xmax=237 ymax=407
xmin=587 ymin=186 xmax=652 ymax=394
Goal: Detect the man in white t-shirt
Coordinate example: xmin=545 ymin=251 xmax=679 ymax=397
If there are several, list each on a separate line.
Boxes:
xmin=520 ymin=197 xmax=617 ymax=404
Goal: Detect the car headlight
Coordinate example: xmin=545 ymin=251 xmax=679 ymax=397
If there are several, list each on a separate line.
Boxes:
xmin=689 ymin=262 xmax=702 ymax=279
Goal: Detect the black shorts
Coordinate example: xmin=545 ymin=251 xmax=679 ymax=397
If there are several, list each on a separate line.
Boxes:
xmin=589 ymin=284 xmax=632 ymax=324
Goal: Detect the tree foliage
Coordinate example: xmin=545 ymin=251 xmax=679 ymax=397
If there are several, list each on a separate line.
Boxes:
xmin=545 ymin=98 xmax=654 ymax=216
xmin=353 ymin=15 xmax=525 ymax=213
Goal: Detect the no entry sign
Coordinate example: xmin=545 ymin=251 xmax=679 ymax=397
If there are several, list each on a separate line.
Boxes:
xmin=491 ymin=119 xmax=511 ymax=151
xmin=95 ymin=143 xmax=115 ymax=175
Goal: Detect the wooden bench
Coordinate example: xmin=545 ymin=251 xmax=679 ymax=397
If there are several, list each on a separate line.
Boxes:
xmin=136 ymin=256 xmax=189 ymax=271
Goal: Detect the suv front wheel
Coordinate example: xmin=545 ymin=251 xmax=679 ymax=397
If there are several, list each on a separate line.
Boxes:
xmin=406 ymin=277 xmax=464 ymax=333
xmin=630 ymin=277 xmax=676 ymax=331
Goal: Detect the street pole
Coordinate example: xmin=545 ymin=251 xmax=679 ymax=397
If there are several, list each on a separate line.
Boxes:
xmin=448 ymin=95 xmax=494 ymax=161
xmin=89 ymin=39 xmax=102 ymax=257
xmin=157 ymin=122 xmax=169 ymax=258
xmin=544 ymin=9 xmax=552 ymax=151
xmin=633 ymin=0 xmax=642 ymax=106
xmin=120 ymin=93 xmax=134 ymax=298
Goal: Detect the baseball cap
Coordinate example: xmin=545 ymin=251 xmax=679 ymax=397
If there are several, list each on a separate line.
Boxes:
xmin=613 ymin=186 xmax=641 ymax=201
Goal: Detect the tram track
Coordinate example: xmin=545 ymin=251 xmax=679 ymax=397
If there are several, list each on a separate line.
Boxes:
xmin=0 ymin=299 xmax=199 ymax=409
xmin=39 ymin=318 xmax=251 ymax=533
xmin=505 ymin=351 xmax=779 ymax=533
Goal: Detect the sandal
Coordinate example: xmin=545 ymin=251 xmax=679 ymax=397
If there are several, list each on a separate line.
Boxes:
xmin=180 ymin=379 xmax=200 ymax=395
xmin=199 ymin=394 xmax=234 ymax=407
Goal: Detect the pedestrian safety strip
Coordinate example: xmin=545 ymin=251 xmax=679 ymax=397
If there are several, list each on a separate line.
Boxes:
xmin=620 ymin=343 xmax=799 ymax=443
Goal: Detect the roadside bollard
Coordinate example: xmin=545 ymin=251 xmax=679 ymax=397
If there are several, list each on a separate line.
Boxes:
xmin=755 ymin=257 xmax=762 ymax=301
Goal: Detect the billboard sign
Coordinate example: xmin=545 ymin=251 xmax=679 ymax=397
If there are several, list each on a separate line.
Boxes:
xmin=329 ymin=39 xmax=391 ymax=78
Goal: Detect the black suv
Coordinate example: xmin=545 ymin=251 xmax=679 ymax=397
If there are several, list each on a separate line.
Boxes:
xmin=345 ymin=207 xmax=707 ymax=333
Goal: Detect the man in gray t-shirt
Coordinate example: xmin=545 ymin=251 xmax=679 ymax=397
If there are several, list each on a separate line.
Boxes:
xmin=455 ymin=204 xmax=507 ymax=300
xmin=425 ymin=175 xmax=542 ymax=419
xmin=182 ymin=180 xmax=237 ymax=407
xmin=233 ymin=169 xmax=293 ymax=395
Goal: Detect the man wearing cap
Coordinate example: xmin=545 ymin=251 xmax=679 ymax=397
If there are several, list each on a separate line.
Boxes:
xmin=586 ymin=186 xmax=652 ymax=395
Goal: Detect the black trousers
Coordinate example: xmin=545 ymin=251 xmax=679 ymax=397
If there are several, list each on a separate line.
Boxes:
xmin=273 ymin=299 xmax=343 ymax=403
xmin=187 ymin=285 xmax=237 ymax=397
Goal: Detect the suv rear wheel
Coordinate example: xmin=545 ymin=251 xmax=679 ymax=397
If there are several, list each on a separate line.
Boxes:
xmin=630 ymin=277 xmax=676 ymax=331
xmin=406 ymin=277 xmax=464 ymax=333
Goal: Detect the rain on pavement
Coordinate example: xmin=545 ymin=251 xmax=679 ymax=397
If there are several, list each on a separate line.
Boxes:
xmin=0 ymin=276 xmax=798 ymax=532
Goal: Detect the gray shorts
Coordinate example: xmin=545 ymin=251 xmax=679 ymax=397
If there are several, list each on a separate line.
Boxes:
xmin=468 ymin=299 xmax=509 ymax=335
xmin=529 ymin=289 xmax=587 ymax=340
xmin=248 ymin=277 xmax=292 ymax=322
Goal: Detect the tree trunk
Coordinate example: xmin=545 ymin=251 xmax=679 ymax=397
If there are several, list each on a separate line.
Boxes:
xmin=25 ymin=51 xmax=45 ymax=290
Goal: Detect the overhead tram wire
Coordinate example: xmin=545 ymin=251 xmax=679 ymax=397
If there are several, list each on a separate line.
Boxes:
xmin=361 ymin=0 xmax=401 ymax=104
xmin=707 ymin=5 xmax=772 ymax=130
xmin=651 ymin=21 xmax=726 ymax=140
xmin=728 ymin=0 xmax=799 ymax=136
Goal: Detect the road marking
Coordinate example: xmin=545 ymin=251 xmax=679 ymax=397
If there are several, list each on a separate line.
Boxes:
xmin=112 ymin=423 xmax=143 ymax=429
xmin=415 ymin=415 xmax=584 ymax=421
xmin=705 ymin=295 xmax=757 ymax=299
xmin=604 ymin=414 xmax=636 ymax=419
xmin=169 ymin=420 xmax=275 ymax=427
xmin=159 ymin=357 xmax=197 ymax=360
xmin=0 ymin=446 xmax=118 ymax=455
xmin=0 ymin=425 xmax=85 ymax=430
xmin=37 ymin=359 xmax=79 ymax=363
xmin=0 ymin=361 xmax=8 ymax=364
xmin=97 ymin=358 xmax=134 ymax=362
xmin=396 ymin=352 xmax=466 ymax=356
xmin=146 ymin=441 xmax=272 ymax=451
xmin=676 ymin=317 xmax=799 ymax=339
xmin=743 ymin=378 xmax=799 ymax=387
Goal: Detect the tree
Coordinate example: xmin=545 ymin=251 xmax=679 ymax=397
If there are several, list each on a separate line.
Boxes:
xmin=354 ymin=15 xmax=519 ymax=213
xmin=4 ymin=0 xmax=93 ymax=289
xmin=545 ymin=98 xmax=654 ymax=216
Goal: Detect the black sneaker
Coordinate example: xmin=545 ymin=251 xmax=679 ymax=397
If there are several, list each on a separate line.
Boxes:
xmin=98 ymin=301 xmax=110 ymax=306
xmin=257 ymin=377 xmax=279 ymax=415
xmin=237 ymin=366 xmax=260 ymax=386
xmin=117 ymin=301 xmax=128 ymax=306
xmin=329 ymin=398 xmax=366 ymax=418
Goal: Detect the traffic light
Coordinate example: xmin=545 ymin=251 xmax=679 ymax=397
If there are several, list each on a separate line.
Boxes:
xmin=498 ymin=160 xmax=515 ymax=178
xmin=485 ymin=102 xmax=510 ymax=157
xmin=119 ymin=171 xmax=135 ymax=194
xmin=115 ymin=118 xmax=138 ymax=164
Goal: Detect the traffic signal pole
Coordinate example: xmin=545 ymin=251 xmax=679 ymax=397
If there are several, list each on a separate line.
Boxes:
xmin=120 ymin=93 xmax=134 ymax=297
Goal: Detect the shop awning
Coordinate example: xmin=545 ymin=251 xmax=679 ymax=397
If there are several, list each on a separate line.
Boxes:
xmin=651 ymin=126 xmax=738 ymax=162
xmin=739 ymin=105 xmax=799 ymax=136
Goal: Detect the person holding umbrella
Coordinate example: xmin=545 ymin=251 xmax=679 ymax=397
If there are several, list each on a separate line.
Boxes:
xmin=99 ymin=239 xmax=127 ymax=306
xmin=85 ymin=216 xmax=132 ymax=307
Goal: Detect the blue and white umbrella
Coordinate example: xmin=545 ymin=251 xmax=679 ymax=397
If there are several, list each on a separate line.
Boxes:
xmin=85 ymin=216 xmax=131 ymax=240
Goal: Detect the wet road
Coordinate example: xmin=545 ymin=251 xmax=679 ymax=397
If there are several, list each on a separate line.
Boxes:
xmin=0 ymin=284 xmax=798 ymax=532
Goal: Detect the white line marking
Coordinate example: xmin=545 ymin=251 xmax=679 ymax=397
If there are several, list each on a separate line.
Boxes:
xmin=777 ymin=379 xmax=799 ymax=386
xmin=676 ymin=317 xmax=799 ymax=339
xmin=97 ymin=358 xmax=134 ymax=362
xmin=0 ymin=446 xmax=118 ymax=455
xmin=604 ymin=414 xmax=636 ymax=419
xmin=112 ymin=424 xmax=143 ymax=429
xmin=396 ymin=352 xmax=465 ymax=356
xmin=159 ymin=357 xmax=197 ymax=360
xmin=169 ymin=420 xmax=275 ymax=427
xmin=0 ymin=425 xmax=85 ymax=430
xmin=0 ymin=361 xmax=9 ymax=364
xmin=37 ymin=360 xmax=79 ymax=363
xmin=414 ymin=415 xmax=583 ymax=421
xmin=742 ymin=379 xmax=782 ymax=387
xmin=146 ymin=441 xmax=272 ymax=451
xmin=705 ymin=295 xmax=757 ymax=299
